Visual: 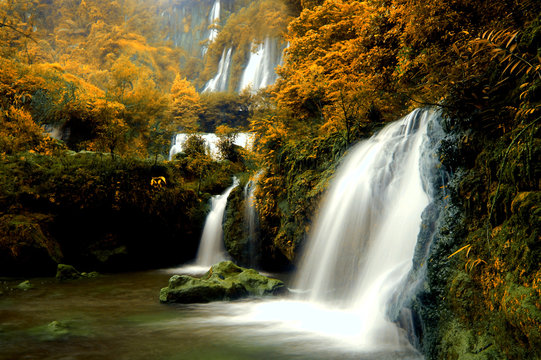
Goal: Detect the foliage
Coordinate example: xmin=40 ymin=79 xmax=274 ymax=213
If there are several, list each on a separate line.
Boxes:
xmin=198 ymin=91 xmax=254 ymax=132
xmin=413 ymin=14 xmax=541 ymax=360
xmin=215 ymin=124 xmax=241 ymax=162
xmin=0 ymin=152 xmax=209 ymax=274
xmin=170 ymin=74 xmax=201 ymax=133
xmin=199 ymin=0 xmax=292 ymax=91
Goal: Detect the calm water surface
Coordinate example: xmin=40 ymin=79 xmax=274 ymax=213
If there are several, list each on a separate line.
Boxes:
xmin=0 ymin=269 xmax=422 ymax=360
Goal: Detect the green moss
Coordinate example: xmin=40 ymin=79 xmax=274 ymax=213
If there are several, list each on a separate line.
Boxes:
xmin=160 ymin=261 xmax=285 ymax=303
xmin=0 ymin=152 xmax=224 ymax=275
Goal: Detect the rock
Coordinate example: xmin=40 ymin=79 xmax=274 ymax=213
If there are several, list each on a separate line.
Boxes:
xmin=82 ymin=271 xmax=100 ymax=278
xmin=56 ymin=264 xmax=100 ymax=280
xmin=56 ymin=264 xmax=81 ymax=280
xmin=160 ymin=261 xmax=286 ymax=303
xmin=16 ymin=280 xmax=33 ymax=291
xmin=46 ymin=321 xmax=70 ymax=337
xmin=28 ymin=320 xmax=94 ymax=341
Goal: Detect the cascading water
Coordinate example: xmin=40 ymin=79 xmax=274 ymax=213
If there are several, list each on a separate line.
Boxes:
xmin=292 ymin=108 xmax=438 ymax=346
xmin=195 ymin=178 xmax=239 ymax=267
xmin=238 ymin=37 xmax=283 ymax=92
xmin=207 ymin=0 xmax=220 ymax=43
xmin=243 ymin=171 xmax=263 ymax=267
xmin=169 ymin=133 xmax=253 ymax=160
xmin=202 ymin=47 xmax=232 ymax=92
xmin=223 ymin=108 xmax=440 ymax=356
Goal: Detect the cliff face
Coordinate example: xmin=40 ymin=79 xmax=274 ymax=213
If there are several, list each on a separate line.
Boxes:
xmin=27 ymin=0 xmax=290 ymax=93
xmin=155 ymin=0 xmax=290 ymax=92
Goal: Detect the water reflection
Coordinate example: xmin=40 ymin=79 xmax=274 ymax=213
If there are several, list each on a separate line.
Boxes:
xmin=0 ymin=270 xmax=422 ymax=360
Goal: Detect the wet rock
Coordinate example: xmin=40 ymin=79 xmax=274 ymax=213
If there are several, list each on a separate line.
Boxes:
xmin=16 ymin=280 xmax=33 ymax=291
xmin=81 ymin=271 xmax=100 ymax=278
xmin=47 ymin=321 xmax=70 ymax=337
xmin=28 ymin=320 xmax=94 ymax=341
xmin=56 ymin=264 xmax=81 ymax=280
xmin=56 ymin=264 xmax=100 ymax=281
xmin=160 ymin=261 xmax=286 ymax=303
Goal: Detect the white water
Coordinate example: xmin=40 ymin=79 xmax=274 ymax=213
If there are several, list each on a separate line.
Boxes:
xmin=207 ymin=0 xmax=220 ymax=44
xmin=169 ymin=108 xmax=439 ymax=357
xmin=291 ymin=108 xmax=437 ymax=347
xmin=238 ymin=37 xmax=282 ymax=92
xmin=202 ymin=47 xmax=232 ymax=92
xmin=195 ymin=178 xmax=239 ymax=267
xmin=244 ymin=170 xmax=263 ymax=267
xmin=208 ymin=108 xmax=439 ymax=355
xmin=169 ymin=132 xmax=253 ymax=160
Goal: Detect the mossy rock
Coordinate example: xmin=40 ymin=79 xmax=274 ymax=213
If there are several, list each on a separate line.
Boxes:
xmin=27 ymin=320 xmax=94 ymax=341
xmin=56 ymin=264 xmax=81 ymax=280
xmin=16 ymin=280 xmax=34 ymax=291
xmin=56 ymin=264 xmax=100 ymax=281
xmin=159 ymin=261 xmax=286 ymax=304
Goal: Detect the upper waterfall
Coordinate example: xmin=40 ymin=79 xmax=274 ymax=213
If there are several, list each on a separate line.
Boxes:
xmin=202 ymin=47 xmax=233 ymax=92
xmin=238 ymin=38 xmax=284 ymax=92
xmin=207 ymin=0 xmax=221 ymax=44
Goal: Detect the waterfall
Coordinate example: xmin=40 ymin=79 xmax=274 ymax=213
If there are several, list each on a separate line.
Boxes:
xmin=243 ymin=171 xmax=263 ymax=267
xmin=207 ymin=0 xmax=220 ymax=43
xmin=202 ymin=0 xmax=221 ymax=55
xmin=202 ymin=47 xmax=232 ymax=92
xmin=195 ymin=178 xmax=239 ymax=267
xmin=290 ymin=108 xmax=440 ymax=347
xmin=169 ymin=133 xmax=253 ymax=160
xmin=169 ymin=133 xmax=188 ymax=160
xmin=238 ymin=37 xmax=282 ymax=92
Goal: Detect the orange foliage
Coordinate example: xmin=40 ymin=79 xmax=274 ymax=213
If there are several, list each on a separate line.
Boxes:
xmin=170 ymin=74 xmax=201 ymax=133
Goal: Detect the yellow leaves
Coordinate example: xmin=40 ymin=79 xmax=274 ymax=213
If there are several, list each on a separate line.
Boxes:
xmin=151 ymin=176 xmax=166 ymax=189
xmin=448 ymin=243 xmax=487 ymax=272
xmin=448 ymin=244 xmax=472 ymax=259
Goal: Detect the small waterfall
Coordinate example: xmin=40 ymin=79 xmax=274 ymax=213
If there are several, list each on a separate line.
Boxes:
xmin=243 ymin=171 xmax=263 ymax=267
xmin=169 ymin=133 xmax=253 ymax=160
xmin=169 ymin=133 xmax=188 ymax=160
xmin=207 ymin=0 xmax=220 ymax=43
xmin=196 ymin=178 xmax=239 ymax=267
xmin=238 ymin=37 xmax=282 ymax=92
xmin=203 ymin=47 xmax=233 ymax=92
xmin=291 ymin=108 xmax=440 ymax=348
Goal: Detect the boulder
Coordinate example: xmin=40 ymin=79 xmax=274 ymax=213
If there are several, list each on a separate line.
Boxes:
xmin=56 ymin=264 xmax=81 ymax=280
xmin=56 ymin=264 xmax=100 ymax=281
xmin=159 ymin=261 xmax=286 ymax=303
xmin=16 ymin=280 xmax=33 ymax=291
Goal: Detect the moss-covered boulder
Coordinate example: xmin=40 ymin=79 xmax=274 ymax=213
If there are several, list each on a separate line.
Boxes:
xmin=159 ymin=261 xmax=286 ymax=303
xmin=16 ymin=280 xmax=34 ymax=291
xmin=56 ymin=264 xmax=81 ymax=280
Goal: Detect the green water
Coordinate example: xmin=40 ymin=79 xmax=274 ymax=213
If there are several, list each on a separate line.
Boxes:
xmin=0 ymin=270 xmax=423 ymax=360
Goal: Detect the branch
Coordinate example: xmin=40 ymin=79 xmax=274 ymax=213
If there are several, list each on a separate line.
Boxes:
xmin=0 ymin=22 xmax=38 ymax=43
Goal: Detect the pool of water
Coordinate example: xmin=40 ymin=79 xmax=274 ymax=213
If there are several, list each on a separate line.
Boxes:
xmin=0 ymin=269 xmax=423 ymax=360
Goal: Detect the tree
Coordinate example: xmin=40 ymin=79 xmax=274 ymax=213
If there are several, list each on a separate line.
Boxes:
xmin=216 ymin=124 xmax=240 ymax=162
xmin=170 ymin=74 xmax=201 ymax=133
xmin=181 ymin=134 xmax=213 ymax=194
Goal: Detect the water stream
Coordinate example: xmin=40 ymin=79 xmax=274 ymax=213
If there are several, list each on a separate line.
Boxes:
xmin=243 ymin=170 xmax=263 ymax=268
xmin=195 ymin=178 xmax=239 ymax=267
